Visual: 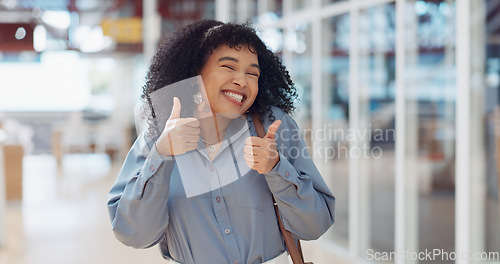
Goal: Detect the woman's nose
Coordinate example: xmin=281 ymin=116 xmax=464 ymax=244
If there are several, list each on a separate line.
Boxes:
xmin=232 ymin=72 xmax=247 ymax=87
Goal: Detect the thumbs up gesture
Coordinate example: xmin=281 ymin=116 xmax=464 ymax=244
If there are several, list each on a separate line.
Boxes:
xmin=156 ymin=97 xmax=200 ymax=156
xmin=244 ymin=120 xmax=282 ymax=174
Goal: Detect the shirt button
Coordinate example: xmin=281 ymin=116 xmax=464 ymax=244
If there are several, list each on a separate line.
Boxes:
xmin=285 ymin=171 xmax=289 ymax=178
xmin=210 ymin=166 xmax=214 ymax=171
xmin=216 ymin=196 xmax=221 ymax=203
xmin=150 ymin=165 xmax=156 ymax=172
xmin=224 ymin=229 xmax=231 ymax=235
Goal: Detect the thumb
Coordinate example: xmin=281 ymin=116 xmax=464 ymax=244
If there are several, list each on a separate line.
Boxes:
xmin=265 ymin=120 xmax=281 ymax=140
xmin=169 ymin=97 xmax=181 ymax=120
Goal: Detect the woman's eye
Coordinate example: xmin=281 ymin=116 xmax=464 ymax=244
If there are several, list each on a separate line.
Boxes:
xmin=247 ymin=72 xmax=259 ymax=77
xmin=222 ymin=65 xmax=235 ymax=70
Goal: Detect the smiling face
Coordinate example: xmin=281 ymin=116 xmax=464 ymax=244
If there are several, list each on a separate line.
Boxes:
xmin=199 ymin=44 xmax=260 ymax=118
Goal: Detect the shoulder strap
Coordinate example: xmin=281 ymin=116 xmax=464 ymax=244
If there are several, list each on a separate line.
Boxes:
xmin=252 ymin=113 xmax=305 ymax=264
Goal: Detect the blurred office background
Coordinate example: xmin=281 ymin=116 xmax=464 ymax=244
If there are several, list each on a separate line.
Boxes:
xmin=0 ymin=0 xmax=499 ymax=263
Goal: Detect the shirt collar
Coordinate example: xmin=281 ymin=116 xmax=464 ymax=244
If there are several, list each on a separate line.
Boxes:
xmin=195 ymin=114 xmax=252 ymax=162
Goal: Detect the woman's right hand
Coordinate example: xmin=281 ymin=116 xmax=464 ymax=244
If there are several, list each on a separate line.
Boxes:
xmin=156 ymin=97 xmax=200 ymax=156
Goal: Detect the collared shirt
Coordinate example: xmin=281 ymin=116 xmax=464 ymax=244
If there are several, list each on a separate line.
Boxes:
xmin=107 ymin=106 xmax=335 ymax=264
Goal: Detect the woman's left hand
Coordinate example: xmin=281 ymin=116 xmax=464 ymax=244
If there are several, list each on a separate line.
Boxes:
xmin=244 ymin=120 xmax=282 ymax=174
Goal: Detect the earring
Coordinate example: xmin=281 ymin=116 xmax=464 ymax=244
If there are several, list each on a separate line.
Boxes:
xmin=194 ymin=92 xmax=210 ymax=113
xmin=193 ymin=92 xmax=203 ymax=105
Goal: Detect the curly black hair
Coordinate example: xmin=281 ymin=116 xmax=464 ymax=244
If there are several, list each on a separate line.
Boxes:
xmin=141 ymin=20 xmax=297 ymax=133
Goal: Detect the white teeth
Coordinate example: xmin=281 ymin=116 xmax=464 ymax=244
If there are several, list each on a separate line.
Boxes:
xmin=224 ymin=91 xmax=243 ymax=102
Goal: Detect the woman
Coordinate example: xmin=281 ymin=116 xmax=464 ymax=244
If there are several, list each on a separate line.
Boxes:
xmin=107 ymin=20 xmax=335 ymax=264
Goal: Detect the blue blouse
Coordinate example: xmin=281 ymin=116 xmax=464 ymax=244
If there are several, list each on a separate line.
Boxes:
xmin=107 ymin=106 xmax=335 ymax=264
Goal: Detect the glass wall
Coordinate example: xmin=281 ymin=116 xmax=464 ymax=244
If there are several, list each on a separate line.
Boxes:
xmin=322 ymin=13 xmax=350 ymax=247
xmin=323 ymin=0 xmax=348 ymax=5
xmin=286 ymin=22 xmax=312 ymax=132
xmin=392 ymin=1 xmax=458 ymax=262
xmin=227 ymin=0 xmax=500 ymax=263
xmin=359 ymin=3 xmax=396 ymax=256
xmin=483 ymin=0 xmax=500 ymax=256
xmin=292 ymin=0 xmax=311 ymax=11
xmin=260 ymin=0 xmax=283 ymax=18
xmin=232 ymin=0 xmax=258 ymax=22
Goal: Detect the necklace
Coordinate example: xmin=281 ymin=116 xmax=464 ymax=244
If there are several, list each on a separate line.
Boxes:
xmin=201 ymin=133 xmax=225 ymax=153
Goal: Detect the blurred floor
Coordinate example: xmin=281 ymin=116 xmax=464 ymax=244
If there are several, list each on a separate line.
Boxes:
xmin=0 ymin=154 xmax=165 ymax=264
